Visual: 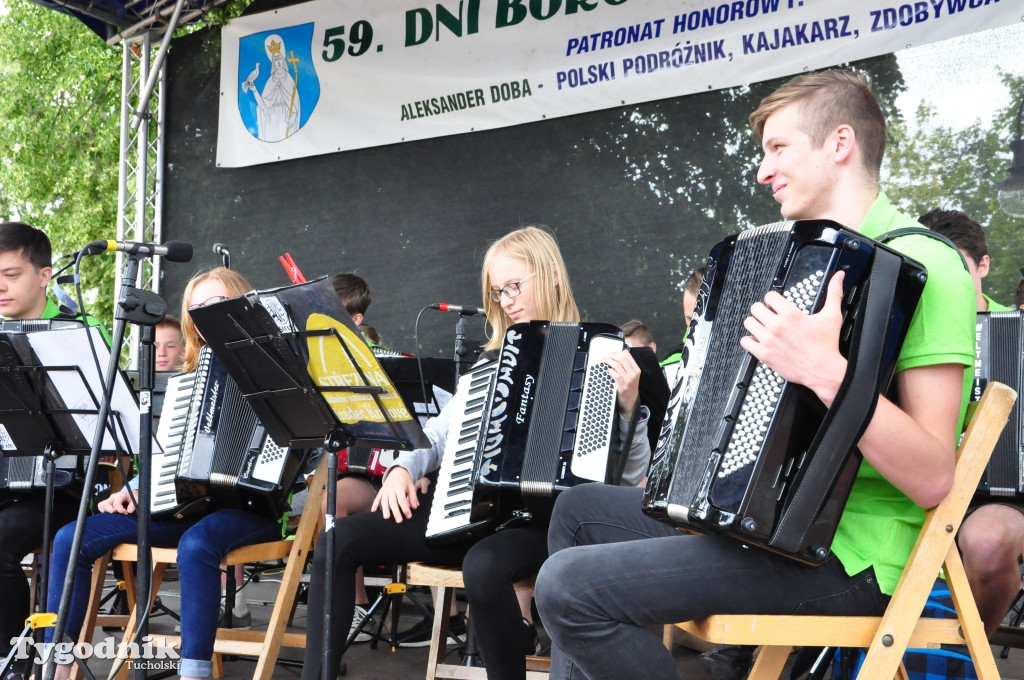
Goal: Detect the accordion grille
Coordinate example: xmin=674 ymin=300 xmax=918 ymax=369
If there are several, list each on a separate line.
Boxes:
xmin=672 ymin=224 xmax=794 ymax=505
xmin=986 ymin=313 xmax=1023 ymax=495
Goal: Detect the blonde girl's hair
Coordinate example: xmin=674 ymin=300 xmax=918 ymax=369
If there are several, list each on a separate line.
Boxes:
xmin=179 ymin=266 xmax=253 ymax=373
xmin=480 ymin=226 xmax=580 ymax=351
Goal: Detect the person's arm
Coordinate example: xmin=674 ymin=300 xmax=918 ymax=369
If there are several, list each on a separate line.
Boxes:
xmin=740 ymin=271 xmax=958 ymax=508
xmin=617 ymin=406 xmax=650 ymax=487
xmin=603 ymin=350 xmax=652 ymax=487
xmin=385 ymin=396 xmax=453 ymax=481
xmin=372 ymin=397 xmax=452 ymax=522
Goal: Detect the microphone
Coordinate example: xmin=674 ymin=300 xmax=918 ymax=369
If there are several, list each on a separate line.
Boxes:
xmin=430 ymin=303 xmax=485 ymax=316
xmin=83 ymin=239 xmax=193 ymax=263
xmin=212 ymin=243 xmax=230 ymax=256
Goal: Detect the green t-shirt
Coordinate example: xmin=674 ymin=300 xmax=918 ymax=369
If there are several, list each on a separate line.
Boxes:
xmin=40 ymin=297 xmax=112 ymax=343
xmin=984 ymin=295 xmax=1013 ymax=313
xmin=828 ymin=193 xmax=976 ymax=596
xmin=41 ymin=298 xmax=62 ymax=319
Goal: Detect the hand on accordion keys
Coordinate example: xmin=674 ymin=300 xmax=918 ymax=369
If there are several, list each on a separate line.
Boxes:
xmin=602 ymin=349 xmax=642 ymax=418
xmin=739 ymin=269 xmax=848 ymax=407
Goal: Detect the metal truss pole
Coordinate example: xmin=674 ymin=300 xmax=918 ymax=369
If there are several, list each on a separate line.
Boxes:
xmin=116 ymin=32 xmax=167 ymax=367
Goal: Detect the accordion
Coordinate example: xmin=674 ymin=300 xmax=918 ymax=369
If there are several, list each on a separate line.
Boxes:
xmin=152 ymin=346 xmax=308 ymax=520
xmin=0 ymin=319 xmax=85 ymax=332
xmin=973 ymin=310 xmax=1024 ymax=499
xmin=642 ymin=220 xmax=927 ymax=564
xmin=426 ymin=321 xmax=625 ymax=544
xmin=0 ymin=456 xmax=78 ymax=499
xmin=0 ymin=320 xmax=94 ymax=499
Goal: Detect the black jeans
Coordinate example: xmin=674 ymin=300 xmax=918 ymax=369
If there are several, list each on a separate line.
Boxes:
xmin=301 ymin=481 xmax=551 ymax=680
xmin=463 ymin=527 xmax=548 ymax=680
xmin=301 ymin=481 xmax=471 ymax=680
xmin=535 ymin=484 xmax=891 ymax=680
xmin=0 ymin=493 xmax=80 ymax=655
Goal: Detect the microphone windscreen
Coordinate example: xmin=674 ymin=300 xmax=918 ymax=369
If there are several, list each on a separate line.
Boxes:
xmin=164 ymin=241 xmax=194 ymax=263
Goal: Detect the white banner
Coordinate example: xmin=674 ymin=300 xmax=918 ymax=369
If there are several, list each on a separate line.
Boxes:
xmin=216 ymin=0 xmax=1019 ymax=168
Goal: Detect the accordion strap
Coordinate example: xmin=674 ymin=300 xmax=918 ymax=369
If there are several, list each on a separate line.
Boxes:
xmin=770 ymin=246 xmax=903 ymax=556
xmin=875 ymin=226 xmax=968 ymax=272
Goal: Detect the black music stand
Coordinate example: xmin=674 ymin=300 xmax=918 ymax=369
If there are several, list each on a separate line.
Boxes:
xmin=124 ymin=370 xmax=171 ymax=428
xmin=0 ymin=327 xmax=137 ymax=680
xmin=376 ymin=356 xmax=456 ymax=420
xmin=189 ymin=276 xmax=429 ymax=680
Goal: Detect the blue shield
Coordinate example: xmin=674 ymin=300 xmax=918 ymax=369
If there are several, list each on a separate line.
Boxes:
xmin=236 ymin=23 xmax=321 ymax=142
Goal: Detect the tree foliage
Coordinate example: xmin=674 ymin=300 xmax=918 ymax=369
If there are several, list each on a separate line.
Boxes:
xmin=0 ymin=0 xmax=122 ymax=325
xmin=2 ymin=0 xmax=1021 ymax=335
xmin=566 ymin=56 xmax=907 ymax=290
xmin=884 ymin=72 xmax=1024 ymax=304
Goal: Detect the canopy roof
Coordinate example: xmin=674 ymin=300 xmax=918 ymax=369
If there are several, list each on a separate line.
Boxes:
xmin=30 ymin=0 xmax=230 ymax=44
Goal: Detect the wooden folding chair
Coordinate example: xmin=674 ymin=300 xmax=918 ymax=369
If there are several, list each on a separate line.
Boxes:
xmin=105 ymin=459 xmax=326 ymax=680
xmin=676 ymin=381 xmax=1016 ymax=680
xmin=404 ymin=561 xmax=550 ymax=680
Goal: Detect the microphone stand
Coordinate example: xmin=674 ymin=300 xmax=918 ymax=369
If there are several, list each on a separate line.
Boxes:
xmin=452 ymin=314 xmax=470 ymax=383
xmin=131 ymin=321 xmax=159 ymax=680
xmin=45 ymin=255 xmax=166 ymax=680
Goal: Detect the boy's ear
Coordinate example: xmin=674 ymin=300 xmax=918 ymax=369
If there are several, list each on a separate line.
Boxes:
xmin=832 ymin=124 xmax=856 ymax=163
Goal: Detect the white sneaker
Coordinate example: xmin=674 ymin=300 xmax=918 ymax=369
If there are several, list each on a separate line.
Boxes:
xmin=349 ymin=605 xmax=372 ymax=643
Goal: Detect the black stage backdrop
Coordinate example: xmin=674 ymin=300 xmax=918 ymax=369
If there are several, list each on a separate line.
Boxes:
xmin=162 ymin=0 xmax=902 ymax=361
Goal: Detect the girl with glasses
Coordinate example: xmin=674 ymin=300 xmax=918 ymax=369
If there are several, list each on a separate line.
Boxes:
xmin=301 ymin=226 xmax=656 ymax=680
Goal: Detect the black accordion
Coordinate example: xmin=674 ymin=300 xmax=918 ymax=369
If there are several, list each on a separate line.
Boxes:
xmin=0 ymin=320 xmax=93 ymax=499
xmin=426 ymin=321 xmax=625 ymax=544
xmin=642 ymin=220 xmax=927 ymax=564
xmin=152 ymin=346 xmax=307 ymax=520
xmin=973 ymin=310 xmax=1024 ymax=499
xmin=0 ymin=455 xmax=79 ymax=499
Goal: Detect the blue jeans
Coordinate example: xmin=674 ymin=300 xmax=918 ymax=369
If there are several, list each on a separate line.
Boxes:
xmin=47 ymin=509 xmax=280 ymax=678
xmin=535 ymin=484 xmax=890 ymax=680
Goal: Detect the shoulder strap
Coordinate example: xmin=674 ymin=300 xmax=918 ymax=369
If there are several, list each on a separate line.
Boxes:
xmin=875 ymin=227 xmax=969 ymax=272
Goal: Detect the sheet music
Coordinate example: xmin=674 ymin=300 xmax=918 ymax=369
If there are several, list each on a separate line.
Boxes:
xmin=189 ymin=277 xmax=430 ymax=450
xmin=304 ymin=315 xmax=416 ymax=426
xmin=25 ymin=325 xmax=160 ymax=456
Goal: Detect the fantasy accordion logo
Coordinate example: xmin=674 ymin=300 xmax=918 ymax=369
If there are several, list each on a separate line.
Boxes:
xmin=235 ymin=23 xmax=321 ymax=143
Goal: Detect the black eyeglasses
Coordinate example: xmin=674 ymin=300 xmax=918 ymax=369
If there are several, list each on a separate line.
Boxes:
xmin=188 ymin=295 xmax=228 ymax=311
xmin=488 ymin=272 xmax=536 ymax=303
